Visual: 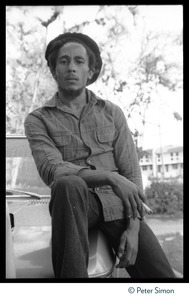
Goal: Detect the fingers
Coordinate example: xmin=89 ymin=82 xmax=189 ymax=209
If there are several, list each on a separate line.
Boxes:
xmin=116 ymin=248 xmax=133 ymax=268
xmin=136 ymin=189 xmax=153 ymax=215
xmin=112 ymin=178 xmax=150 ymax=219
xmin=128 ymin=195 xmax=138 ymax=219
xmin=117 ymin=253 xmax=137 ymax=268
xmin=126 ymin=190 xmax=144 ymax=219
xmin=122 ymin=197 xmax=133 ymax=219
xmin=117 ymin=233 xmax=126 ymax=259
xmin=121 ymin=186 xmax=139 ymax=219
xmin=126 ymin=184 xmax=145 ymax=218
xmin=134 ymin=197 xmax=144 ymax=219
xmin=117 ymin=234 xmax=130 ymax=268
xmin=116 ymin=253 xmax=128 ymax=268
xmin=116 ymin=243 xmax=138 ymax=269
xmin=137 ymin=188 xmax=149 ymax=205
xmin=140 ymin=201 xmax=145 ymax=218
xmin=123 ymin=193 xmax=143 ymax=219
xmin=132 ymin=187 xmax=150 ymax=218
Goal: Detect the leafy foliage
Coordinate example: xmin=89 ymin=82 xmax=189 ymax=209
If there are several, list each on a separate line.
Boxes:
xmin=6 ymin=5 xmax=183 ymax=145
xmin=145 ymin=181 xmax=183 ymax=215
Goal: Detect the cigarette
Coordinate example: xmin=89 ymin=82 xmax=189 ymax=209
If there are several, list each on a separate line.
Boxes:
xmin=142 ymin=203 xmax=153 ymax=214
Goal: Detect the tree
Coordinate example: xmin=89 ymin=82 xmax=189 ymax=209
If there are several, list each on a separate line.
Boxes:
xmin=6 ymin=5 xmax=183 ymax=144
xmin=6 ymin=6 xmax=58 ymax=133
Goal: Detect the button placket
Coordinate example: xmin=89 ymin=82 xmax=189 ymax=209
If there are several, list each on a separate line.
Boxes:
xmin=86 ymin=159 xmax=96 ymax=170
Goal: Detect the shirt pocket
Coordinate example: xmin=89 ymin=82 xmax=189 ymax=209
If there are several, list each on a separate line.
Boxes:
xmin=96 ymin=126 xmax=117 ymax=149
xmin=52 ymin=131 xmax=71 ymax=146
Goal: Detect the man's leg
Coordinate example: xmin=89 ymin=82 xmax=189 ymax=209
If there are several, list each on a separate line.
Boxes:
xmin=99 ymin=219 xmax=175 ymax=278
xmin=126 ymin=220 xmax=176 ymax=278
xmin=49 ymin=175 xmax=100 ymax=278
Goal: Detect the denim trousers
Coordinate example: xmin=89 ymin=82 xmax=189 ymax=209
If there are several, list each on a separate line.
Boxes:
xmin=49 ymin=175 xmax=175 ymax=278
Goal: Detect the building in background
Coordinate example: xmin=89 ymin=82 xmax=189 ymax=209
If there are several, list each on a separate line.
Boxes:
xmin=139 ymin=145 xmax=183 ymax=188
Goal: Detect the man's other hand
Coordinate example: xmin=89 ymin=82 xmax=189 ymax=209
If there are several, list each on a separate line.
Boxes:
xmin=116 ymin=218 xmax=140 ymax=268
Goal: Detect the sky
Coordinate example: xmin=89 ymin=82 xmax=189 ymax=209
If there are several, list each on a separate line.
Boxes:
xmin=141 ymin=88 xmax=183 ymax=149
xmin=140 ymin=5 xmax=183 ymax=33
xmin=133 ymin=5 xmax=183 ymax=149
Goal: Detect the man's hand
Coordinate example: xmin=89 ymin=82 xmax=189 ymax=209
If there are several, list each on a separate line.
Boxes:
xmin=109 ymin=173 xmax=146 ymax=219
xmin=78 ymin=169 xmax=148 ymax=219
xmin=116 ymin=218 xmax=140 ymax=268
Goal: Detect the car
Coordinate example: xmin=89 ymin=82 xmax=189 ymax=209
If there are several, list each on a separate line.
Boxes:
xmin=6 ymin=135 xmax=118 ymax=279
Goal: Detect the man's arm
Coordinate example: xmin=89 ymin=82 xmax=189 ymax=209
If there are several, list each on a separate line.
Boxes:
xmin=109 ymin=105 xmax=145 ymax=267
xmin=78 ymin=169 xmax=145 ymax=219
xmin=77 ymin=103 xmax=148 ymax=219
xmin=78 ymin=104 xmax=147 ymax=268
xmin=113 ymin=105 xmax=144 ymax=191
xmin=24 ymin=112 xmax=89 ymax=188
xmin=116 ymin=217 xmax=140 ymax=268
xmin=78 ymin=166 xmax=142 ymax=268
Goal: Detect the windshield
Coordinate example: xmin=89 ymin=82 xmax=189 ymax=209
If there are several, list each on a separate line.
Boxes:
xmin=6 ymin=136 xmax=51 ymax=195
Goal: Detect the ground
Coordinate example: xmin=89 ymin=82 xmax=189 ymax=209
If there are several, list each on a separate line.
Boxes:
xmin=114 ymin=215 xmax=183 ymax=278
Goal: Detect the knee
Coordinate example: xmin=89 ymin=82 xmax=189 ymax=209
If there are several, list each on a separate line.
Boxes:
xmin=53 ymin=175 xmax=88 ymax=192
xmin=50 ymin=175 xmax=89 ymax=214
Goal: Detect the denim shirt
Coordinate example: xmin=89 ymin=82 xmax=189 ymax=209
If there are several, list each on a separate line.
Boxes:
xmin=24 ymin=89 xmax=143 ymax=221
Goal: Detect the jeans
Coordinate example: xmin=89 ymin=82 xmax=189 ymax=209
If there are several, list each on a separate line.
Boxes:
xmin=49 ymin=175 xmax=175 ymax=278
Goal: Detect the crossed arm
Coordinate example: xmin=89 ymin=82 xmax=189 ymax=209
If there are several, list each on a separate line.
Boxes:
xmin=78 ymin=168 xmax=148 ymax=268
xmin=25 ymin=106 xmax=149 ymax=268
xmin=78 ymin=169 xmax=146 ymax=219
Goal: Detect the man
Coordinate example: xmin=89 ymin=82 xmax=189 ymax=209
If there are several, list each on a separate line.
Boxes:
xmin=24 ymin=32 xmax=175 ymax=278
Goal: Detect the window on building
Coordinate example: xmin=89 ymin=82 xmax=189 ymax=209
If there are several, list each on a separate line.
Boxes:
xmin=173 ymin=164 xmax=178 ymax=169
xmin=158 ymin=165 xmax=161 ymax=172
xmin=165 ymin=165 xmax=169 ymax=172
xmin=149 ymin=165 xmax=153 ymax=170
xmin=142 ymin=166 xmax=147 ymax=170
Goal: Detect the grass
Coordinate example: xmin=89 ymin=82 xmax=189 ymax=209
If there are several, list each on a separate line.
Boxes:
xmin=157 ymin=232 xmax=183 ymax=275
xmin=116 ymin=214 xmax=183 ymax=278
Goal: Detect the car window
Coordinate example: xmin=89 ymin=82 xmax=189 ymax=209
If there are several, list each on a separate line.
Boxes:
xmin=6 ymin=136 xmax=50 ymax=195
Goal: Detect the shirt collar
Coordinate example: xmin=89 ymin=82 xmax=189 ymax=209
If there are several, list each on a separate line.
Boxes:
xmin=42 ymin=89 xmax=98 ymax=110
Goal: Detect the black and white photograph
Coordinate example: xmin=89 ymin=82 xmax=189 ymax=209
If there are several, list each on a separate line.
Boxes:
xmin=5 ymin=4 xmax=184 ymax=296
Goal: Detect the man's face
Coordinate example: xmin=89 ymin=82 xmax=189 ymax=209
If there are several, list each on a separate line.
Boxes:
xmin=53 ymin=42 xmax=94 ymax=94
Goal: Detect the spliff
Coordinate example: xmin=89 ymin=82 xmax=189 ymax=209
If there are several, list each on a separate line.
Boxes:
xmin=142 ymin=202 xmax=153 ymax=214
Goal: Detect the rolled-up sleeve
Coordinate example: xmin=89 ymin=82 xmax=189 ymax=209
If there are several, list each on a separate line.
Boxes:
xmin=113 ymin=106 xmax=143 ymax=191
xmin=24 ymin=112 xmax=88 ymax=188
